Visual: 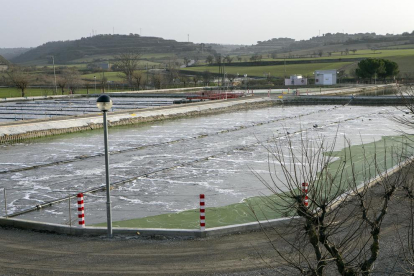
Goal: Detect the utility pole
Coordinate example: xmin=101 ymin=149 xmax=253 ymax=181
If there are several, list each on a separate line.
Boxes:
xmin=188 ymin=34 xmax=189 ymax=42
xmin=52 ymin=56 xmax=57 ymax=95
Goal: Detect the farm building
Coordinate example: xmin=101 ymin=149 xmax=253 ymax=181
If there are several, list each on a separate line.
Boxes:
xmin=98 ymin=63 xmax=112 ymax=70
xmin=314 ymin=70 xmax=337 ymax=85
xmin=285 ymin=75 xmax=307 ymax=86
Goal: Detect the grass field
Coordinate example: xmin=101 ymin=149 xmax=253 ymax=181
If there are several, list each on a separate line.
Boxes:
xmin=101 ymin=135 xmax=413 ymax=229
xmin=196 ymin=49 xmax=414 ymax=76
xmin=181 ymin=62 xmax=353 ymax=77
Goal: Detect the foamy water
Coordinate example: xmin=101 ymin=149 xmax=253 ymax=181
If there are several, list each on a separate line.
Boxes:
xmin=0 ymin=105 xmax=411 ymax=224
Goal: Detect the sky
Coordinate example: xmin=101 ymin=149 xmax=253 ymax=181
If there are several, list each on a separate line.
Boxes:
xmin=1 ymin=0 xmax=414 ymax=48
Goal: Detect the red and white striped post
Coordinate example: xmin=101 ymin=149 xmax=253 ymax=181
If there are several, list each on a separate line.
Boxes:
xmin=200 ymin=194 xmax=205 ymax=231
xmin=77 ymin=193 xmax=85 ymax=227
xmin=302 ymin=182 xmax=309 ymax=207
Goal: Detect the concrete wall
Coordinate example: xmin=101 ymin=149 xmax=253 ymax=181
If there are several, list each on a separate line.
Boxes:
xmin=0 ymin=216 xmax=294 ymax=238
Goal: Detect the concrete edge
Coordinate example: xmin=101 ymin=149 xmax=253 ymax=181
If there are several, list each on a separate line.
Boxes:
xmin=0 ymin=216 xmax=295 ymax=238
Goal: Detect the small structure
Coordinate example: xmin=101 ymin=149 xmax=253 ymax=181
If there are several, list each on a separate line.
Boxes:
xmin=285 ymin=75 xmax=307 ymax=86
xmin=98 ymin=63 xmax=112 ymax=70
xmin=314 ymin=70 xmax=337 ymax=85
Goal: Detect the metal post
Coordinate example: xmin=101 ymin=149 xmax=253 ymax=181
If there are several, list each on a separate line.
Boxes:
xmin=69 ymin=194 xmax=72 ymax=227
xmin=4 ymin=188 xmax=7 ymax=218
xmin=103 ymin=111 xmax=112 ymax=237
xmin=94 ymin=76 xmax=96 ymax=93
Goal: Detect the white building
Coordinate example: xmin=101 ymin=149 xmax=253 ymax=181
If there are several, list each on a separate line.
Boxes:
xmin=285 ymin=75 xmax=307 ymax=86
xmin=314 ymin=70 xmax=337 ymax=85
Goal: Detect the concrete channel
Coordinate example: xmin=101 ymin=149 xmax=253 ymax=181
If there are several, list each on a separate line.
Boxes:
xmin=0 ymin=84 xmax=405 ymax=237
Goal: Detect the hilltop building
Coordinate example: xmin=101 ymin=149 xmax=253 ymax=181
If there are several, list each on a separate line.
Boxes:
xmin=314 ymin=70 xmax=337 ymax=85
xmin=285 ymin=75 xmax=307 ymax=86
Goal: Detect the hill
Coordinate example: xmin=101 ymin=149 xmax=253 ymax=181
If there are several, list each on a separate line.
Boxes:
xmin=0 ymin=55 xmax=10 ymax=65
xmin=11 ymin=34 xmax=215 ymax=65
xmin=0 ymin=48 xmax=30 ymax=60
xmin=232 ymin=32 xmax=414 ymax=57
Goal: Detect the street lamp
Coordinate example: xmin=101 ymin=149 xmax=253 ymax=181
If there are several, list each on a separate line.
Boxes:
xmin=94 ymin=76 xmax=97 ymax=93
xmin=96 ymin=95 xmax=113 ymax=238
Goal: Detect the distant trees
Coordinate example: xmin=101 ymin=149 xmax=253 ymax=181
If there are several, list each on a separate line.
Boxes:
xmin=250 ymin=54 xmax=262 ymax=62
xmin=223 ymin=55 xmax=233 ymax=64
xmin=5 ymin=66 xmax=30 ymax=97
xmin=356 ymin=58 xmax=399 ymax=82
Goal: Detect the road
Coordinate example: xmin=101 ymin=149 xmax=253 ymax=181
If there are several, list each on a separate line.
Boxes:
xmin=0 ymin=226 xmax=285 ymax=275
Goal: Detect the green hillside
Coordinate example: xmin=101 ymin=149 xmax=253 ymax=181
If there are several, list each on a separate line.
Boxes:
xmin=0 ymin=55 xmax=10 ymax=65
xmin=11 ymin=34 xmax=214 ymax=64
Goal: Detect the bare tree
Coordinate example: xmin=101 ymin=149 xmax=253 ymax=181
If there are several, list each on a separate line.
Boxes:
xmin=179 ymin=75 xmax=190 ymax=87
xmin=183 ymin=57 xmax=190 ymax=66
xmin=224 ymin=55 xmax=233 ymax=64
xmin=393 ymin=86 xmax=414 ymax=274
xmin=151 ymin=72 xmax=164 ymax=89
xmin=131 ymin=70 xmax=144 ymax=90
xmin=318 ymin=49 xmax=323 ymax=57
xmin=100 ymin=75 xmax=108 ymax=92
xmin=56 ymin=75 xmax=67 ymax=95
xmin=202 ymin=70 xmax=212 ymax=86
xmin=5 ymin=66 xmax=30 ymax=97
xmin=206 ymin=55 xmax=214 ymax=65
xmin=64 ymin=68 xmax=83 ymax=94
xmin=192 ymin=75 xmax=199 ymax=87
xmin=114 ymin=52 xmax=142 ymax=85
xmin=252 ymin=132 xmax=410 ymax=275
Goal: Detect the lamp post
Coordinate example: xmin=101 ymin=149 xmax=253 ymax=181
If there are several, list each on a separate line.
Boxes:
xmin=244 ymin=74 xmax=248 ymax=92
xmin=94 ymin=76 xmax=97 ymax=93
xmin=96 ymin=95 xmax=113 ymax=238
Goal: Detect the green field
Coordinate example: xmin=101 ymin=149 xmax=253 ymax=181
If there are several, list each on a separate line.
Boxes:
xmin=197 ymin=49 xmax=414 ymax=76
xmin=181 ymin=62 xmax=353 ymax=77
xmin=99 ymin=135 xmax=413 ymax=229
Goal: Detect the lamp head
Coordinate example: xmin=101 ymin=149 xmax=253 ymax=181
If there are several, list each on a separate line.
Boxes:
xmin=96 ymin=94 xmax=112 ymax=112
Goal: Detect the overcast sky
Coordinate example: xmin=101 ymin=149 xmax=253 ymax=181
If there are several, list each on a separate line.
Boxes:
xmin=1 ymin=0 xmax=414 ymax=48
